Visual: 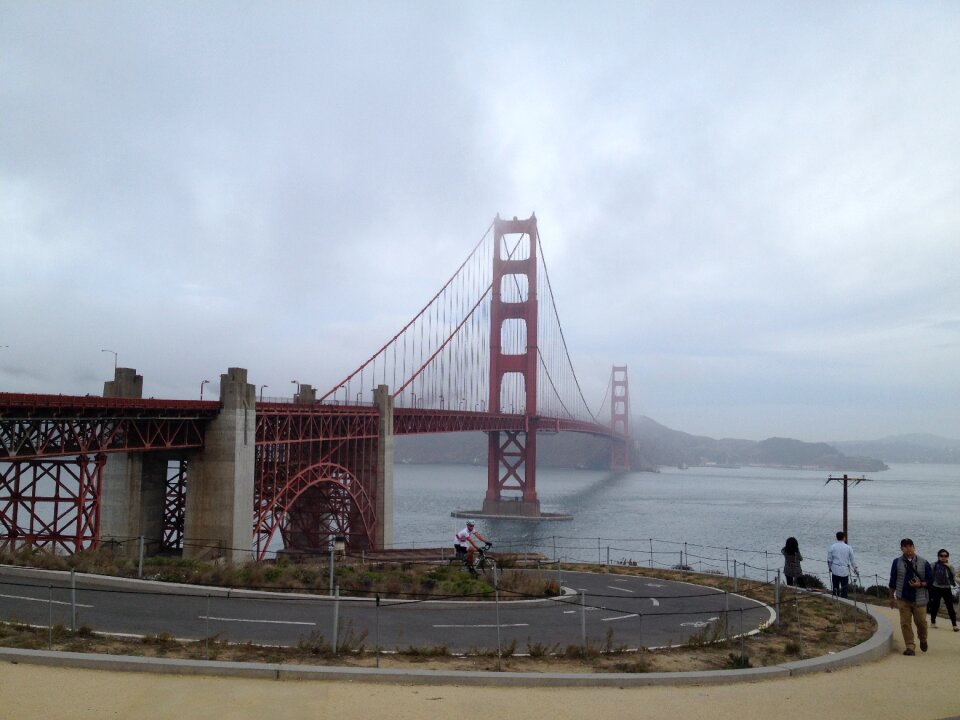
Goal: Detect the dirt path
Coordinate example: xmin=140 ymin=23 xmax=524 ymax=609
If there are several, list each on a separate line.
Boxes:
xmin=2 ymin=607 xmax=958 ymax=720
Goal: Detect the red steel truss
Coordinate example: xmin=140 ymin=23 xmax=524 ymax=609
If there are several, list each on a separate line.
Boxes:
xmin=0 ymin=394 xmax=217 ymax=554
xmin=0 ymin=454 xmax=104 ymax=555
xmin=253 ymin=403 xmax=381 ymax=559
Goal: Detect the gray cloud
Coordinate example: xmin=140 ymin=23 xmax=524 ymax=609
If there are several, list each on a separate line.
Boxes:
xmin=2 ymin=1 xmax=958 ymax=442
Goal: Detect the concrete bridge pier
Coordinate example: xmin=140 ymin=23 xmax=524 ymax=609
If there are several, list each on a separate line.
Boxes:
xmin=374 ymin=384 xmax=394 ymax=549
xmin=100 ymin=368 xmax=168 ymax=557
xmin=183 ymin=368 xmax=256 ymax=564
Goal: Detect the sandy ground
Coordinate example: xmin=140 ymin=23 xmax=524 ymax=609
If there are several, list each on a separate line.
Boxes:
xmin=2 ymin=607 xmax=959 ymax=720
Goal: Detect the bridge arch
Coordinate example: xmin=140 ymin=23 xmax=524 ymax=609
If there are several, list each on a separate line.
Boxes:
xmin=254 ymin=461 xmax=376 ymax=560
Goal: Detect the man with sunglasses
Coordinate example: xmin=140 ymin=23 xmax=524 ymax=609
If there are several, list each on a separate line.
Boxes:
xmin=929 ymin=548 xmax=958 ymax=632
xmin=888 ymin=538 xmax=934 ymax=655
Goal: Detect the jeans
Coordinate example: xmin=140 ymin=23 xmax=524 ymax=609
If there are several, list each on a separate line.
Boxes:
xmin=831 ymin=574 xmax=849 ymax=598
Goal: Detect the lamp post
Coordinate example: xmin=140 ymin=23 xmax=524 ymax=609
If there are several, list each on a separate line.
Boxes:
xmin=100 ymin=348 xmax=117 ymax=371
xmin=291 ymin=379 xmax=299 ymax=400
xmin=329 ymin=534 xmax=346 ymax=595
xmin=259 ymin=384 xmax=268 ymax=402
xmin=200 ymin=379 xmax=210 ymax=400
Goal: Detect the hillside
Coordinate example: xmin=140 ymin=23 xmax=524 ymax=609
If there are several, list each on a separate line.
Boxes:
xmin=831 ymin=434 xmax=960 ymax=464
xmin=395 ymin=416 xmax=889 ymax=472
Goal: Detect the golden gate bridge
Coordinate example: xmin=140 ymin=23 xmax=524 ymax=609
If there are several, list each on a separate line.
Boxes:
xmin=0 ymin=215 xmax=630 ymax=561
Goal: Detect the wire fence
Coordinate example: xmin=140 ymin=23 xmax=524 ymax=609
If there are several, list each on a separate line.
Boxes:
xmin=0 ymin=549 xmax=877 ymax=668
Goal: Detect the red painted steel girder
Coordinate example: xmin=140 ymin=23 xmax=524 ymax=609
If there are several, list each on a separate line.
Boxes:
xmin=0 ymin=416 xmax=210 ymax=461
xmin=0 ymin=393 xmax=220 ymax=417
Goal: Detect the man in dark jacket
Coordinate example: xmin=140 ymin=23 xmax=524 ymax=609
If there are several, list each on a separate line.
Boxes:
xmin=888 ymin=538 xmax=933 ymax=656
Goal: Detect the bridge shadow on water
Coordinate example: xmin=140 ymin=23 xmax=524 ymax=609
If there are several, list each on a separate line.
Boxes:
xmin=483 ymin=471 xmax=634 ymax=547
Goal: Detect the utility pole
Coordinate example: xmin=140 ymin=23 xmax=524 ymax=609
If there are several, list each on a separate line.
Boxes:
xmin=825 ymin=474 xmax=872 ymax=542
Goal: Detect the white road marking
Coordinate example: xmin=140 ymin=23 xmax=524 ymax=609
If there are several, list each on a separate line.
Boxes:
xmin=199 ymin=615 xmax=315 ymax=626
xmin=681 ymin=617 xmax=719 ymax=628
xmin=0 ymin=593 xmax=93 ymax=608
xmin=650 ymin=598 xmax=660 ymax=607
xmin=607 ymin=585 xmax=635 ymax=593
xmin=433 ymin=623 xmax=529 ymax=628
xmin=601 ymin=613 xmax=639 ymax=622
xmin=645 ymin=583 xmax=665 ymax=588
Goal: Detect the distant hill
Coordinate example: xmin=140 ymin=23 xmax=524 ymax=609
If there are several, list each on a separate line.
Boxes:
xmin=632 ymin=417 xmax=888 ymax=472
xmin=395 ymin=416 xmax=889 ymax=472
xmin=831 ymin=434 xmax=960 ymax=464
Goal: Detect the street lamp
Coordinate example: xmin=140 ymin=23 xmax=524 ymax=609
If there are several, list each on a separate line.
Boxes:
xmin=259 ymin=384 xmax=268 ymax=402
xmin=200 ymin=379 xmax=210 ymax=400
xmin=291 ymin=379 xmax=300 ymax=399
xmin=100 ymin=348 xmax=117 ymax=371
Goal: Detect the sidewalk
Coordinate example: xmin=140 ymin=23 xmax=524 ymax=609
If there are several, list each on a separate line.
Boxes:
xmin=1 ymin=606 xmax=958 ymax=720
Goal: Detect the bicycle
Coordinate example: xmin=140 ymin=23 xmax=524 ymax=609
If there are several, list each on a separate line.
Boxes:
xmin=469 ymin=544 xmax=496 ymax=577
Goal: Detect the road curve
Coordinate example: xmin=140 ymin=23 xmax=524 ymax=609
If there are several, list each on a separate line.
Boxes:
xmin=0 ymin=566 xmax=773 ymax=653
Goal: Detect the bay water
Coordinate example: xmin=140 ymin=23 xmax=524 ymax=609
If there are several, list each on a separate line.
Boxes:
xmin=393 ymin=462 xmax=959 ymax=588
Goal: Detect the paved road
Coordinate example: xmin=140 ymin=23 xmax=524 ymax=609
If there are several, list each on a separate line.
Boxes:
xmin=0 ymin=566 xmax=772 ymax=652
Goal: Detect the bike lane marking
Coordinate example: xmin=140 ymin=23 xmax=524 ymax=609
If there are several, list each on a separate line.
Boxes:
xmin=198 ymin=615 xmax=316 ymax=626
xmin=0 ymin=592 xmax=93 ymax=608
xmin=433 ymin=623 xmax=529 ymax=628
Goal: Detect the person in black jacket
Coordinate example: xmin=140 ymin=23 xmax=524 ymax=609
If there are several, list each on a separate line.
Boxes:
xmin=781 ymin=537 xmax=803 ymax=586
xmin=928 ymin=548 xmax=958 ymax=631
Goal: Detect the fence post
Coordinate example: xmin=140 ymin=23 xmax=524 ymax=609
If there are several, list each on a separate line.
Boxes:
xmin=70 ymin=568 xmax=76 ymax=633
xmin=580 ymin=590 xmax=587 ymax=652
xmin=552 ymin=535 xmax=556 ymax=563
xmin=764 ymin=550 xmax=769 ymax=583
xmin=734 ymin=560 xmax=738 ymax=593
xmin=725 ymin=547 xmax=730 ymax=577
xmin=375 ymin=594 xmax=381 ymax=668
xmin=205 ymin=593 xmax=210 ymax=660
xmin=137 ymin=536 xmax=145 ymax=578
xmin=683 ymin=542 xmax=687 ymax=568
xmin=495 ymin=583 xmax=503 ymax=671
xmin=649 ymin=538 xmax=653 ymax=568
xmin=48 ymin=585 xmax=53 ymax=649
xmin=606 ymin=546 xmax=610 ymax=567
xmin=332 ymin=585 xmax=340 ymax=654
xmin=597 ymin=537 xmax=602 ymax=566
xmin=775 ymin=570 xmax=781 ymax=626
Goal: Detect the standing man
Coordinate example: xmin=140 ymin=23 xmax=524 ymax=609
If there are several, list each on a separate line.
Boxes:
xmin=827 ymin=531 xmax=858 ymax=598
xmin=888 ymin=538 xmax=933 ymax=656
xmin=454 ymin=521 xmax=491 ymax=576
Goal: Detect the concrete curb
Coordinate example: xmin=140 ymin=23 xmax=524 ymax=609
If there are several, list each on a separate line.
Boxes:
xmin=0 ymin=599 xmax=893 ymax=686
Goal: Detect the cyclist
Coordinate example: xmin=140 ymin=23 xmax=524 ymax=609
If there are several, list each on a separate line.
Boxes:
xmin=454 ymin=521 xmax=491 ymax=576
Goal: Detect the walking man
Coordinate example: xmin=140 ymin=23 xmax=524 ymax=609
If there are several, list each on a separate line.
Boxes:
xmin=827 ymin=531 xmax=858 ymax=598
xmin=888 ymin=538 xmax=933 ymax=656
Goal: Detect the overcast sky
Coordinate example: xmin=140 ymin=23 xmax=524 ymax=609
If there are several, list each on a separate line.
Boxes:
xmin=2 ymin=2 xmax=958 ymax=443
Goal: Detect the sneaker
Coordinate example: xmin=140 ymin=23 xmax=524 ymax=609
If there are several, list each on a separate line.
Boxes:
xmin=920 ymin=641 xmax=928 ymax=652
xmin=953 ymin=626 xmax=959 ymax=632
xmin=903 ymin=648 xmax=915 ymax=656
